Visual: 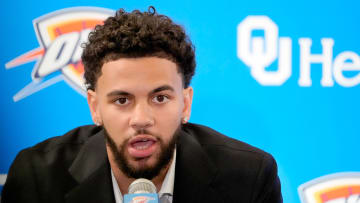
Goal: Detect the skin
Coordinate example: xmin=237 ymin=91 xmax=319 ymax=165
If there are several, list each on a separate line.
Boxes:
xmin=87 ymin=57 xmax=193 ymax=194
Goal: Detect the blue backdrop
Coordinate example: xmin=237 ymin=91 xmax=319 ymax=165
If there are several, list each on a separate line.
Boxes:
xmin=1 ymin=1 xmax=359 ymax=202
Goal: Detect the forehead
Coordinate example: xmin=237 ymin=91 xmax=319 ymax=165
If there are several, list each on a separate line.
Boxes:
xmin=97 ymin=57 xmax=183 ymax=93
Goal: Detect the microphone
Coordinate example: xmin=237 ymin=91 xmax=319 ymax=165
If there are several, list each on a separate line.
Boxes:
xmin=124 ymin=178 xmax=159 ymax=203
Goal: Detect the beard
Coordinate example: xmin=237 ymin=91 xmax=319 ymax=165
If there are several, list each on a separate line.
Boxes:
xmin=104 ymin=126 xmax=180 ymax=180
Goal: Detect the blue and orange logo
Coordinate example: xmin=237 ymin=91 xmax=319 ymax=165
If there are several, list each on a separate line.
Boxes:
xmin=298 ymin=172 xmax=360 ymax=203
xmin=5 ymin=7 xmax=113 ymax=101
xmin=131 ymin=196 xmax=156 ymax=203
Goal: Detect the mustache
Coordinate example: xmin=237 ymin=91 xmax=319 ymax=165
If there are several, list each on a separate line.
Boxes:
xmin=134 ymin=128 xmax=155 ymax=137
xmin=131 ymin=128 xmax=161 ymax=142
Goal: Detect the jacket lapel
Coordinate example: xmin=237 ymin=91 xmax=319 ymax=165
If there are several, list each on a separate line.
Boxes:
xmin=65 ymin=129 xmax=115 ymax=203
xmin=173 ymin=129 xmax=224 ymax=203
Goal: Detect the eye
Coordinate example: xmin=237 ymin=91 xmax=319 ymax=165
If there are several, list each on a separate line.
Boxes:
xmin=152 ymin=95 xmax=169 ymax=104
xmin=115 ymin=97 xmax=130 ymax=105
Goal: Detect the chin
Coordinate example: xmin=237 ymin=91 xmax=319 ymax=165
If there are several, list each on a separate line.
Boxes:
xmin=129 ymin=153 xmax=161 ymax=169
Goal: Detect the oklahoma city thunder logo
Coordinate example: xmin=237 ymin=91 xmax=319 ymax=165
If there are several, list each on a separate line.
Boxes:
xmin=131 ymin=196 xmax=156 ymax=203
xmin=5 ymin=7 xmax=113 ymax=101
xmin=298 ymin=172 xmax=360 ymax=203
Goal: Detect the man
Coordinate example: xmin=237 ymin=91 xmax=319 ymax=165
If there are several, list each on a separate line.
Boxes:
xmin=1 ymin=6 xmax=282 ymax=203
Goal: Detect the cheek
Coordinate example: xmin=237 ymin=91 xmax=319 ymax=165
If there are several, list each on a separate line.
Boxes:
xmin=100 ymin=105 xmax=129 ymax=144
xmin=159 ymin=100 xmax=182 ymax=120
xmin=156 ymin=103 xmax=182 ymax=137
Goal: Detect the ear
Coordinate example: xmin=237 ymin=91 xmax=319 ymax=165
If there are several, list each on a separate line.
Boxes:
xmin=87 ymin=89 xmax=101 ymax=125
xmin=182 ymin=86 xmax=193 ymax=122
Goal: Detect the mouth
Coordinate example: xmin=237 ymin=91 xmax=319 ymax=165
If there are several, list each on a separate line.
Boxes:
xmin=127 ymin=135 xmax=158 ymax=159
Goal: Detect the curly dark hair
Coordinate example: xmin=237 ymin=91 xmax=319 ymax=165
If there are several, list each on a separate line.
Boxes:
xmin=81 ymin=6 xmax=196 ymax=90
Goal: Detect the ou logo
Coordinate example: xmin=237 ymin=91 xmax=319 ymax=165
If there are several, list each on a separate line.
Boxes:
xmin=237 ymin=16 xmax=292 ymax=86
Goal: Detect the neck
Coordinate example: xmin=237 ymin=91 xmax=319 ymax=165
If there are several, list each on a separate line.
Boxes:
xmin=106 ymin=146 xmax=172 ymax=194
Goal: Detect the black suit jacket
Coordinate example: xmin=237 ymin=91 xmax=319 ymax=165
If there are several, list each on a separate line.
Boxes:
xmin=1 ymin=123 xmax=282 ymax=203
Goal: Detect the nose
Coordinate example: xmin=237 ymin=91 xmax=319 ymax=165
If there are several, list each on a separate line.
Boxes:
xmin=129 ymin=101 xmax=154 ymax=130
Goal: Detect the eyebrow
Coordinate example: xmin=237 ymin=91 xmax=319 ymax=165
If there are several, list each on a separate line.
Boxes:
xmin=106 ymin=85 xmax=175 ymax=98
xmin=150 ymin=85 xmax=175 ymax=94
xmin=106 ymin=90 xmax=131 ymax=97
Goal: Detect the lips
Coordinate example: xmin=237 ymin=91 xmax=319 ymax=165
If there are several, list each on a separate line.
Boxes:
xmin=127 ymin=135 xmax=158 ymax=158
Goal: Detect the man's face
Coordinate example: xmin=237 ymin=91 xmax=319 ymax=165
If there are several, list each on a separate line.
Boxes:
xmin=87 ymin=57 xmax=193 ymax=179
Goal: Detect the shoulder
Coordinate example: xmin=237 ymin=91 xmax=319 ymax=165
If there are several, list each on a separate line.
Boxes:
xmin=182 ymin=122 xmax=273 ymax=160
xmin=30 ymin=125 xmax=101 ymax=152
xmin=181 ymin=123 xmax=282 ymax=202
xmin=8 ymin=125 xmax=102 ymax=170
xmin=1 ymin=125 xmax=102 ymax=202
xmin=181 ymin=122 xmax=276 ymax=178
xmin=20 ymin=125 xmax=101 ymax=157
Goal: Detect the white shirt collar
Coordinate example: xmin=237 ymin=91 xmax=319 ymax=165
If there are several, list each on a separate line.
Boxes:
xmin=111 ymin=148 xmax=177 ymax=203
